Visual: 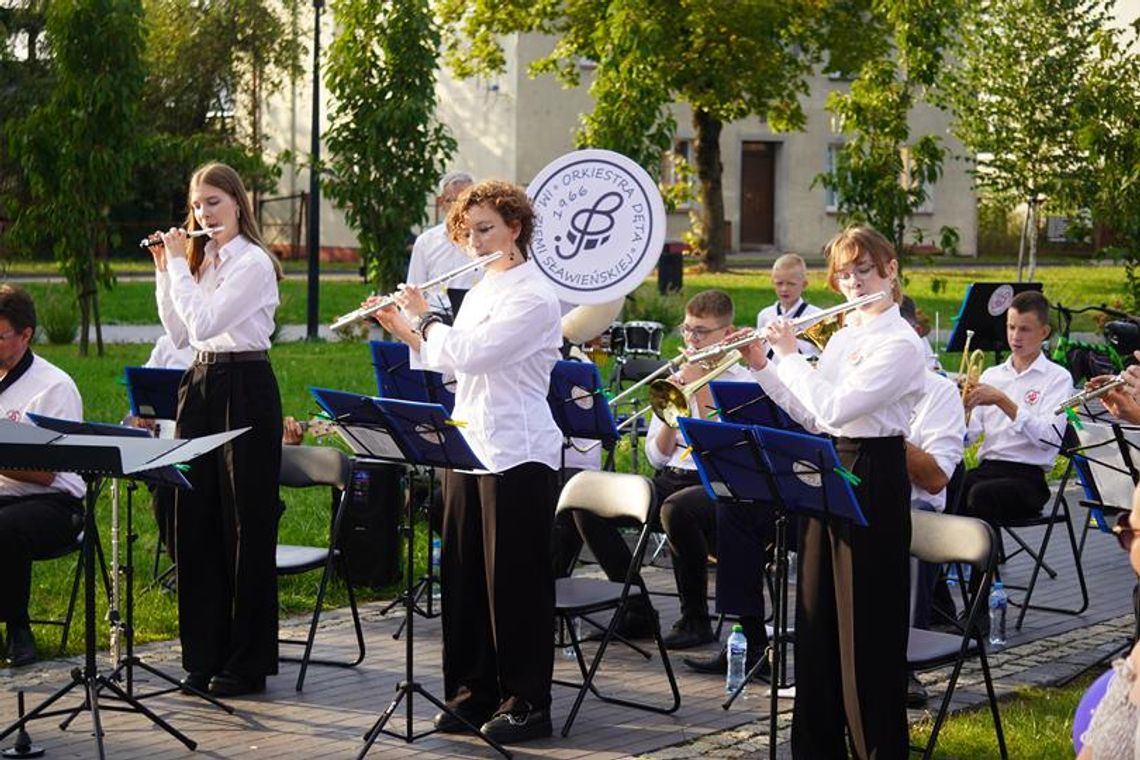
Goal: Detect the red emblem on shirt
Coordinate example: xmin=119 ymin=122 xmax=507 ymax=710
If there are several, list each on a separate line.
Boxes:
xmin=1024 ymin=389 xmax=1040 ymax=406
xmin=6 ymin=410 xmax=19 ymax=422
xmin=848 ymin=350 xmax=863 ymax=365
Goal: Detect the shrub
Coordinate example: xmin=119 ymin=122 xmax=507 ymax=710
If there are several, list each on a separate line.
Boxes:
xmin=37 ymin=288 xmax=79 ymax=345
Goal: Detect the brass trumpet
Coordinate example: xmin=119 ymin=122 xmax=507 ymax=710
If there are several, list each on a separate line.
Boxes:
xmin=957 ymin=329 xmax=986 ymax=424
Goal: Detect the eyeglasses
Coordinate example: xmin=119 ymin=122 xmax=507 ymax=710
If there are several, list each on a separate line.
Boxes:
xmin=834 ymin=263 xmax=878 ymax=283
xmin=680 ymin=324 xmax=728 ymax=338
xmin=1113 ymin=511 xmax=1136 ymax=552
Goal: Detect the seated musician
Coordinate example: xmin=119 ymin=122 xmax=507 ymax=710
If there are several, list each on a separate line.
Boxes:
xmin=571 ymin=290 xmax=765 ymax=652
xmin=0 ymin=285 xmax=85 ymax=668
xmin=952 ymin=290 xmax=1073 ymax=600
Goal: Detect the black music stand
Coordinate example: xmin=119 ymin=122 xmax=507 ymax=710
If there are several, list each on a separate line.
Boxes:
xmin=370 ymin=340 xmax=456 ymax=411
xmin=946 ymin=282 xmax=1044 ymax=362
xmin=709 ymin=380 xmax=808 ymax=434
xmin=123 ymin=367 xmax=183 ymax=424
xmin=307 ymin=388 xmax=510 ymax=759
xmin=678 ymin=417 xmax=865 ymax=760
xmin=0 ymin=419 xmax=246 ymax=759
xmin=547 ymin=360 xmax=621 ymax=476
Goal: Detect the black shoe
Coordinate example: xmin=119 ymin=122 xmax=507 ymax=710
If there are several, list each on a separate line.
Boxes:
xmin=6 ymin=625 xmax=36 ymax=668
xmin=662 ymin=617 xmax=715 ymax=650
xmin=907 ymin=673 xmax=929 ymax=709
xmin=480 ymin=706 xmax=553 ymax=744
xmin=208 ymin=672 xmax=265 ymax=697
xmin=433 ymin=702 xmax=496 ymax=734
xmin=682 ymin=646 xmax=770 ymax=682
xmin=614 ymin=606 xmax=660 ymax=640
xmin=180 ymin=672 xmax=213 ymax=693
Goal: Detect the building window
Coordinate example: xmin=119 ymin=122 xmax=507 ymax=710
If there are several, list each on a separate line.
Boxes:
xmin=824 ymin=143 xmax=842 ymax=212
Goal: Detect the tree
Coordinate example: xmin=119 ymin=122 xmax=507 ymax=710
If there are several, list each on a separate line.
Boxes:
xmin=942 ymin=0 xmax=1110 ymax=280
xmin=437 ymin=0 xmax=847 ymax=272
xmin=816 ymin=0 xmax=963 ymax=263
xmin=323 ymin=0 xmax=456 ymax=292
xmin=1074 ymin=19 xmax=1140 ymax=311
xmin=5 ymin=0 xmax=146 ymax=355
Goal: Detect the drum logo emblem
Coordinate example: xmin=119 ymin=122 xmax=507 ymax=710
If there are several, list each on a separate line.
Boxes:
xmin=528 ymin=149 xmax=665 ymax=305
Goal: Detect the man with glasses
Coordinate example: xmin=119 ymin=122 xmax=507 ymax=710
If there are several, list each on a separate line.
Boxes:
xmin=0 ymin=285 xmax=84 ymax=667
xmin=406 ymin=171 xmax=478 ymax=320
xmin=568 ymin=291 xmax=767 ymax=658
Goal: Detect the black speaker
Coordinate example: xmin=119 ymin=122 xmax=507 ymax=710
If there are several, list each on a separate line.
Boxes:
xmin=336 ymin=460 xmax=402 ymax=588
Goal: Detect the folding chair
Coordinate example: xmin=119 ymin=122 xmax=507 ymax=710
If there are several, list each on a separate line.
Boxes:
xmin=996 ymin=425 xmax=1090 ymax=629
xmin=553 ymin=470 xmax=681 ymax=737
xmin=277 ymin=445 xmax=366 ymax=691
xmin=908 ymin=509 xmax=1007 ymax=760
xmin=30 ymin=523 xmax=111 ymax=655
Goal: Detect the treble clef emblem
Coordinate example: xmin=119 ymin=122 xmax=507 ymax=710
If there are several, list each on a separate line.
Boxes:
xmin=554 ymin=191 xmax=623 ymax=260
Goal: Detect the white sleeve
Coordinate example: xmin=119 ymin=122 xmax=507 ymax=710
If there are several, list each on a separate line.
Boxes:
xmin=919 ymin=380 xmax=967 ymax=481
xmin=749 ymin=362 xmax=824 ymax=434
xmin=1009 ymin=367 xmax=1074 ymax=452
xmin=155 ymin=271 xmax=189 ymax=349
xmin=776 ymin=334 xmax=925 ymax=430
xmin=419 ymin=289 xmax=559 ymax=376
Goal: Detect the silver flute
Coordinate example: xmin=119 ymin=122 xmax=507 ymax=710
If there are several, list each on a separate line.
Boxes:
xmin=330 ymin=251 xmax=504 ymax=330
xmin=138 ymin=226 xmax=224 ymax=249
xmin=1054 ymin=375 xmax=1127 ymax=414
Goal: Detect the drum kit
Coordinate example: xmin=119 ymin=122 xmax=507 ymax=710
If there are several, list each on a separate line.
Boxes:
xmin=586 ymin=320 xmax=666 ymax=364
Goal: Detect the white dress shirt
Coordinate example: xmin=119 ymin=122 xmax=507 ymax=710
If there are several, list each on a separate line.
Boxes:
xmin=417 ymin=259 xmax=563 ymax=473
xmin=156 ymin=235 xmax=279 ymax=352
xmin=967 ymin=352 xmax=1074 ymax=470
xmin=751 ymin=303 xmax=926 ymax=438
xmin=143 ymin=333 xmax=194 ymax=370
xmin=756 ymin=298 xmax=823 ymax=360
xmin=908 ymin=370 xmax=966 ymax=512
xmin=407 ymin=224 xmax=482 ymax=314
xmin=645 ymin=363 xmax=757 ymax=470
xmin=0 ymin=355 xmax=84 ymax=499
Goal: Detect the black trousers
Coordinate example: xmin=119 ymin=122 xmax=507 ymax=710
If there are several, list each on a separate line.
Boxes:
xmin=441 ymin=462 xmax=557 ymax=712
xmin=713 ymin=500 xmax=777 ymax=649
xmin=175 ymin=360 xmax=283 ymax=678
xmin=0 ymin=493 xmax=83 ymax=626
xmin=791 ymin=436 xmax=911 ymax=760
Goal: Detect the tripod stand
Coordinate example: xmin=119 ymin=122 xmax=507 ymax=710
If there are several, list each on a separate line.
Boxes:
xmin=379 ymin=466 xmax=440 ymax=639
xmin=358 ymin=472 xmax=510 ymax=759
xmin=0 ymin=418 xmax=245 ymax=759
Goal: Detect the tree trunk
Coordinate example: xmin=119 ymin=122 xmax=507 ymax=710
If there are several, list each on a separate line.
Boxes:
xmin=78 ymin=285 xmax=91 ymax=357
xmin=1027 ymin=200 xmax=1039 ymax=283
xmin=693 ymin=109 xmax=726 ymax=273
xmin=1016 ymin=204 xmax=1028 ymax=283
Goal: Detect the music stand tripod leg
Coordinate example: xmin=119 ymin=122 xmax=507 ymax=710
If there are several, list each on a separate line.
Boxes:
xmin=356 ymin=471 xmax=511 ymax=760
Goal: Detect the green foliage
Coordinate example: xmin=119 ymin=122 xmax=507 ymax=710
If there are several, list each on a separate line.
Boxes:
xmin=816 ymin=1 xmax=961 ymax=262
xmin=323 ymin=0 xmax=456 ymax=294
xmin=943 ymin=0 xmax=1110 ymax=282
xmin=437 ymin=0 xmax=843 ymax=273
xmin=4 ymin=0 xmax=146 ymax=355
xmin=1073 ymin=20 xmax=1140 ymax=313
xmin=36 ymin=286 xmax=79 ymax=345
xmin=622 ymin=285 xmax=686 ymax=327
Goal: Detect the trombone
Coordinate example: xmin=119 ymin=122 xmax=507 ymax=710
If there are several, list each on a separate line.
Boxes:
xmin=610 ymin=291 xmax=887 ymax=431
xmin=330 ymin=251 xmax=504 ymax=330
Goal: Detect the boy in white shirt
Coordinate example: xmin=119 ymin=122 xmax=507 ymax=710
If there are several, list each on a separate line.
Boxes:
xmin=955 ymin=291 xmax=1073 ymax=597
xmin=755 ymin=253 xmax=823 ymax=361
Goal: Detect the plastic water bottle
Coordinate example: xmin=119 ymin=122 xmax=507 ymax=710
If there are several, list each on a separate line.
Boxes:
xmin=726 ymin=624 xmax=748 ymax=695
xmin=430 ymin=536 xmax=442 ymax=601
xmin=988 ymin=580 xmax=1008 ymax=648
xmin=561 ymin=617 xmax=581 ymax=659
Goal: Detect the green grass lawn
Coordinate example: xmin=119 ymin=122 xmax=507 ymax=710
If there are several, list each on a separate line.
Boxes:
xmin=911 ymin=670 xmax=1099 ymax=759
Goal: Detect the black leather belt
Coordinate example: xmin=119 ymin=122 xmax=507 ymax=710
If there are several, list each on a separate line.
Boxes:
xmin=193 ymin=350 xmax=268 ymax=365
xmin=662 ymin=466 xmax=698 ymax=477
